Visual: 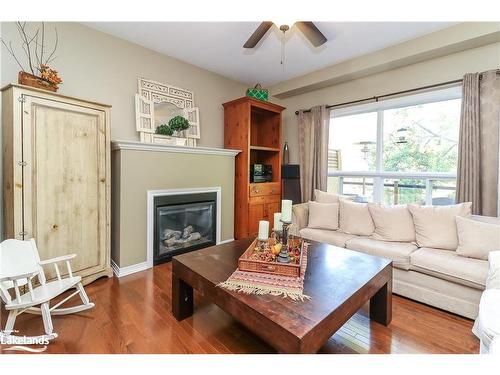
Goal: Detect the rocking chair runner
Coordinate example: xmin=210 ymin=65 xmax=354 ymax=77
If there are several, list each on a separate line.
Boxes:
xmin=0 ymin=239 xmax=94 ymax=341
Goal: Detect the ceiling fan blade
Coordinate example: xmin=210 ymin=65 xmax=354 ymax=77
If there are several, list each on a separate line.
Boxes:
xmin=295 ymin=22 xmax=327 ymax=47
xmin=243 ymin=21 xmax=274 ymax=48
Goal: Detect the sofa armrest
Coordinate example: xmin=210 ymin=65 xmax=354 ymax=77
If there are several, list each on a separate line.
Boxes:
xmin=292 ymin=203 xmax=309 ymax=231
xmin=487 ymin=251 xmax=500 ymax=289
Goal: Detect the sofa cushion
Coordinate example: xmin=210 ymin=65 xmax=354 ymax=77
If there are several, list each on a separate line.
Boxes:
xmin=345 ymin=237 xmax=418 ymax=270
xmin=456 ymin=216 xmax=500 ymax=260
xmin=299 ymin=228 xmax=357 ymax=248
xmin=410 ymin=247 xmax=488 ymax=289
xmin=339 ymin=200 xmax=375 ymax=236
xmin=368 ymin=203 xmax=416 ymax=242
xmin=307 ymin=201 xmax=339 ymax=231
xmin=408 ymin=203 xmax=472 ymax=250
xmin=314 ymin=189 xmax=352 ymax=203
xmin=471 ymin=215 xmax=500 ymax=225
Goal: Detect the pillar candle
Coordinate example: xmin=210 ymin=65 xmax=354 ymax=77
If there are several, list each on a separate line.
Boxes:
xmin=274 ymin=212 xmax=283 ymax=231
xmin=258 ymin=220 xmax=269 ymax=240
xmin=281 ymin=200 xmax=293 ymax=223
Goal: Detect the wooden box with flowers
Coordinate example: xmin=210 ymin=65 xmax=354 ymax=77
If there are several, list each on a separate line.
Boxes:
xmin=2 ymin=22 xmax=63 ymax=93
xmin=238 ymin=237 xmax=304 ymax=277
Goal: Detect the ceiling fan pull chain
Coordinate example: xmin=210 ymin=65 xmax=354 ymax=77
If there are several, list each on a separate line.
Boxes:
xmin=281 ymin=30 xmax=286 ymax=73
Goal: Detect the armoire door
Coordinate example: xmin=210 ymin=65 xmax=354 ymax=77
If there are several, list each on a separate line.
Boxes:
xmin=21 ymin=95 xmax=109 ymax=280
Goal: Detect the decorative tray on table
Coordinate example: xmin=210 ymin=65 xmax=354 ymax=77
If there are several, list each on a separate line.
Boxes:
xmin=238 ymin=237 xmax=304 ymax=277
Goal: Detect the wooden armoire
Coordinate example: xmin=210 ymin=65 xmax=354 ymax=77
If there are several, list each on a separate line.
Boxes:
xmin=223 ymin=97 xmax=285 ymax=239
xmin=1 ymin=84 xmax=112 ymax=284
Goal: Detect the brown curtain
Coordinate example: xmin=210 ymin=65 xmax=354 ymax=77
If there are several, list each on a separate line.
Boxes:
xmin=457 ymin=73 xmax=481 ymax=214
xmin=298 ymin=105 xmax=329 ymax=202
xmin=457 ymin=70 xmax=500 ymax=215
xmin=479 ymin=70 xmax=500 ymax=216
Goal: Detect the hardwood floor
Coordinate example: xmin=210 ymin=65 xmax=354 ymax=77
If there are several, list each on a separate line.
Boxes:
xmin=1 ymin=262 xmax=479 ymax=354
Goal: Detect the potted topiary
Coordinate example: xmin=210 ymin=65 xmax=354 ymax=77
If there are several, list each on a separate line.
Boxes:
xmin=168 ymin=115 xmax=190 ymax=137
xmin=155 ymin=124 xmax=174 ymax=136
xmin=154 ymin=116 xmax=190 ymax=146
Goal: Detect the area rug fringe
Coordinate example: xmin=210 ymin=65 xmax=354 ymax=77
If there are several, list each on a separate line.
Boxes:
xmin=217 ymin=280 xmax=310 ymax=301
xmin=217 ymin=242 xmax=310 ymax=301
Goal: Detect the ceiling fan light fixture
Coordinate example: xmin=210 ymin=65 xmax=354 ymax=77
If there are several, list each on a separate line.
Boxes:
xmin=243 ymin=21 xmax=327 ymax=49
xmin=273 ymin=19 xmax=296 ymax=30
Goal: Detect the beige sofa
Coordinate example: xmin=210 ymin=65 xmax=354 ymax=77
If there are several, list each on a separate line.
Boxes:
xmin=293 ymin=202 xmax=500 ymax=319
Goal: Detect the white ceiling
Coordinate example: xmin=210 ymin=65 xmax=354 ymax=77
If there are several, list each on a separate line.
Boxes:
xmin=84 ymin=22 xmax=456 ymax=86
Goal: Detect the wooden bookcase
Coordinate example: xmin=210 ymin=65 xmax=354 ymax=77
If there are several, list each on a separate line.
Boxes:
xmin=223 ymin=97 xmax=285 ymax=239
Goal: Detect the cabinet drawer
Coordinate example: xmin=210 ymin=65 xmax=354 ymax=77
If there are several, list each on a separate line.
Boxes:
xmin=249 ymin=183 xmax=280 ymax=197
xmin=249 ymin=194 xmax=281 ymax=205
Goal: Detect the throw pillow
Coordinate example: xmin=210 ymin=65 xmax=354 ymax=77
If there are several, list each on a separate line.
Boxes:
xmin=314 ymin=189 xmax=352 ymax=204
xmin=292 ymin=202 xmax=309 ymax=230
xmin=339 ymin=199 xmax=374 ymax=236
xmin=307 ymin=201 xmax=339 ymax=231
xmin=456 ymin=216 xmax=500 ymax=260
xmin=407 ymin=202 xmax=472 ymax=250
xmin=368 ymin=203 xmax=416 ymax=242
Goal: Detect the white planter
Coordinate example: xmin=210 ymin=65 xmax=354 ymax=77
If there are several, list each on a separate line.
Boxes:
xmin=142 ymin=134 xmax=187 ymax=146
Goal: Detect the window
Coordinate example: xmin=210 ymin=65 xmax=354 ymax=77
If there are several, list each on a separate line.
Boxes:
xmin=327 ymin=87 xmax=461 ymax=205
xmin=329 ymin=112 xmax=377 ymax=171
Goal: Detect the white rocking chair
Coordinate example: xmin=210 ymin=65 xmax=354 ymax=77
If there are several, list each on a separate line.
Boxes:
xmin=0 ymin=238 xmax=94 ymax=341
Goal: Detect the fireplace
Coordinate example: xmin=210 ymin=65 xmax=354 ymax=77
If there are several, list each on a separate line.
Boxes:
xmin=152 ymin=190 xmax=218 ymax=264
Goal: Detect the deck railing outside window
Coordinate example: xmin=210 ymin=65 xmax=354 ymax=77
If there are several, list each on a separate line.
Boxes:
xmin=328 ymin=171 xmax=456 ymax=205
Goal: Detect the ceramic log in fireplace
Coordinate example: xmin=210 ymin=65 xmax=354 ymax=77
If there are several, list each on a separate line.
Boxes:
xmin=153 ymin=192 xmax=217 ymax=264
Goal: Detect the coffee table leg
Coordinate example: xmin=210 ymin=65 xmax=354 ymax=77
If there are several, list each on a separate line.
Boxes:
xmin=172 ymin=274 xmax=193 ymax=321
xmin=370 ymin=280 xmax=392 ymax=326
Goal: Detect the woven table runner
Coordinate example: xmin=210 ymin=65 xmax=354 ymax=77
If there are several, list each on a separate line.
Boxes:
xmin=218 ymin=242 xmax=310 ymax=301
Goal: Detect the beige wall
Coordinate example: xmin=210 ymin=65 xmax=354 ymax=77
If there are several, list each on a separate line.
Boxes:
xmin=112 ymin=148 xmax=236 ymax=267
xmin=0 ymin=22 xmax=247 ymax=240
xmin=0 ymin=22 xmax=247 ymax=145
xmin=278 ymin=42 xmax=500 ymax=163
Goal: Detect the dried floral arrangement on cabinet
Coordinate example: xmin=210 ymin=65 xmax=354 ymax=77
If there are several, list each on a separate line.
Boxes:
xmin=1 ymin=22 xmax=62 ymax=92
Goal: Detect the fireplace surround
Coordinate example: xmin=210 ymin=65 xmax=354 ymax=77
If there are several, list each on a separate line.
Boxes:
xmin=147 ymin=187 xmax=222 ymax=267
xmin=153 ymin=191 xmax=217 ymax=264
xmin=111 ymin=141 xmax=238 ymax=277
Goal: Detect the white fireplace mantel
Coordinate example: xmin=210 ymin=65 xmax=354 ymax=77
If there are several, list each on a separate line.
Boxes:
xmin=111 ymin=140 xmax=241 ymax=157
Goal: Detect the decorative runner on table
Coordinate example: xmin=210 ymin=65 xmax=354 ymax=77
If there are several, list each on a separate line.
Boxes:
xmin=218 ymin=242 xmax=310 ymax=301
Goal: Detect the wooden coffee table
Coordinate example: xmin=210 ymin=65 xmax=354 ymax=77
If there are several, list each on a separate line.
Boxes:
xmin=172 ymin=238 xmax=392 ymax=353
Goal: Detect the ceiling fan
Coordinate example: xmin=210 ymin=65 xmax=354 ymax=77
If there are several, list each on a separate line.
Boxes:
xmin=243 ymin=21 xmax=327 ymax=48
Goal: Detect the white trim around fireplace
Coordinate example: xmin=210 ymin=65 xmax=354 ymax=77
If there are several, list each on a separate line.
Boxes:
xmin=146 ymin=187 xmax=222 ymax=269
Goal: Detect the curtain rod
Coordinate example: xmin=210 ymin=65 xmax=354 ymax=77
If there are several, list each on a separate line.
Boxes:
xmin=294 ymin=69 xmax=500 ymax=116
xmin=294 ymin=78 xmax=463 ymax=115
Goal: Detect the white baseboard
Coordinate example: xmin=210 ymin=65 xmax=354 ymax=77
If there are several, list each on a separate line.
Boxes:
xmin=112 ymin=239 xmax=234 ymax=278
xmin=111 ymin=260 xmax=150 ymax=278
